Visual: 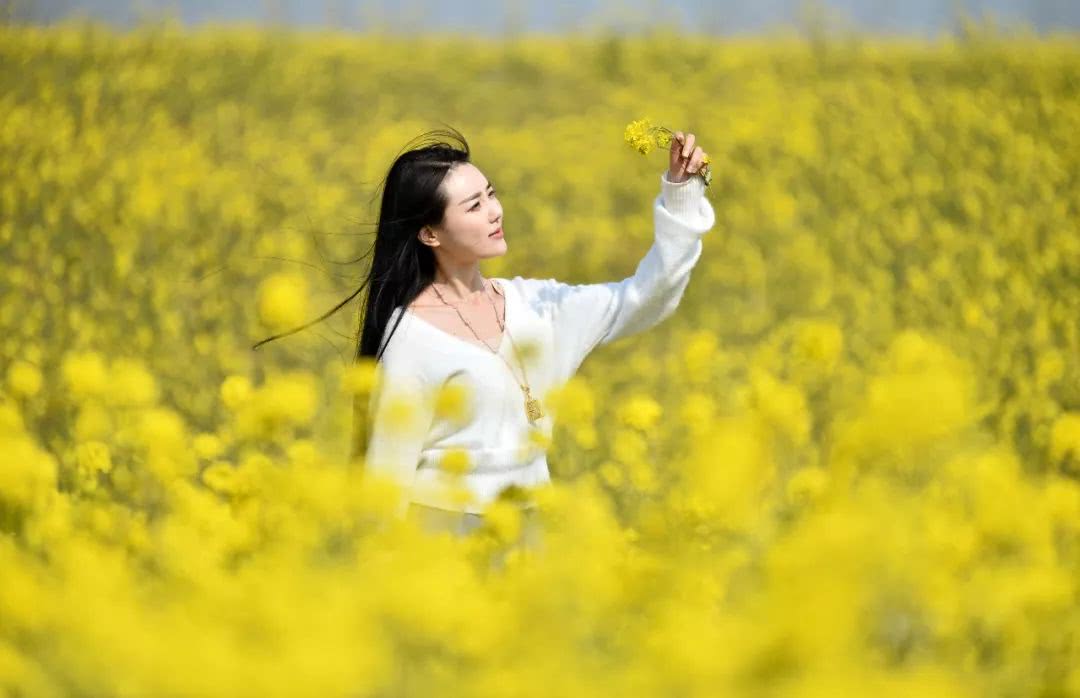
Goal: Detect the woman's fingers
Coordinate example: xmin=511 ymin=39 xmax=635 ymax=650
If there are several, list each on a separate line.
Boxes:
xmin=671 ymin=132 xmax=692 ymax=169
xmin=668 ymin=131 xmax=707 ymax=182
xmin=670 ymin=131 xmax=685 ymax=165
xmin=688 ymin=146 xmax=705 ymax=173
xmin=681 ymin=132 xmax=696 ymax=159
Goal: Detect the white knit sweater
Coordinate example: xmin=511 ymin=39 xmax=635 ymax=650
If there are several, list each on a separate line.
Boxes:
xmin=363 ymin=171 xmax=715 ymax=517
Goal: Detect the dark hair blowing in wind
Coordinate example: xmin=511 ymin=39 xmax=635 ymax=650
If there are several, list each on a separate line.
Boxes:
xmin=252 ymin=127 xmax=472 ymax=363
xmin=356 ymin=127 xmax=473 ymax=361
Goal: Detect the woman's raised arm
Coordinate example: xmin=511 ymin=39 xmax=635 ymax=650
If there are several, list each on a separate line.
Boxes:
xmin=518 ymin=168 xmax=715 ymax=381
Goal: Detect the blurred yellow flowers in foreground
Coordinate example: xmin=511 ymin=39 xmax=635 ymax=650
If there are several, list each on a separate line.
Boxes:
xmin=1 ymin=21 xmax=1079 ymax=698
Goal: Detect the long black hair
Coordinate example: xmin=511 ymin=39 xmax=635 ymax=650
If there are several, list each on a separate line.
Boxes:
xmin=252 ymin=126 xmax=472 ymax=364
xmin=357 ymin=127 xmax=472 ymax=362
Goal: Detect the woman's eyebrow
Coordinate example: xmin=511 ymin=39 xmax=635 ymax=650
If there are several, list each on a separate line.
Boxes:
xmin=458 ymin=180 xmax=494 ymax=206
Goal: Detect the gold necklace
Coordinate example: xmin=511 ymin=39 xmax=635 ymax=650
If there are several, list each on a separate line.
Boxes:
xmin=429 ymin=279 xmax=544 ymax=424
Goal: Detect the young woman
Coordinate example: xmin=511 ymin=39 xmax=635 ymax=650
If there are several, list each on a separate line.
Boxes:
xmin=352 ymin=127 xmax=715 ymax=541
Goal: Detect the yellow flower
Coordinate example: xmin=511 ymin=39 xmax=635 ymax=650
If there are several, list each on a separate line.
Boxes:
xmin=627 ymin=459 xmax=658 ymax=493
xmin=75 ymin=440 xmax=113 ymax=476
xmin=201 ymin=460 xmax=239 ymax=495
xmin=341 ymin=358 xmax=378 ymax=395
xmin=220 ymin=375 xmax=252 ymax=410
xmin=526 ymin=425 xmax=552 ymax=452
xmin=678 ymin=392 xmax=716 ymax=436
xmin=258 ymin=371 xmax=319 ymax=427
xmin=786 ymin=465 xmax=828 ymax=506
xmin=0 ymin=403 xmax=24 ymax=435
xmin=1049 ymin=412 xmax=1080 ymax=465
xmin=106 ymin=358 xmax=159 ymax=407
xmin=257 ymin=272 xmax=309 ymax=331
xmin=749 ymin=367 xmax=810 ymax=446
xmin=544 ymin=377 xmax=594 ymax=424
xmin=623 ymin=116 xmax=712 ymax=185
xmin=286 ymin=439 xmax=317 ymax=465
xmin=60 ymin=351 xmax=108 ymax=399
xmin=6 ymin=360 xmax=42 ymax=397
xmin=74 ymin=403 xmax=112 ymax=441
xmin=193 ymin=433 xmax=224 ymax=460
xmin=438 ymin=448 xmax=472 ymax=475
xmin=598 ymin=460 xmax=624 ymax=487
xmin=623 ymin=117 xmax=657 ymax=155
xmin=434 ymin=382 xmax=473 ymax=423
xmin=483 ymin=499 xmax=523 ymax=543
xmin=617 ymin=394 xmax=662 ymax=431
xmin=136 ymin=407 xmax=187 ymax=453
xmin=793 ymin=319 xmax=844 ymax=374
xmin=682 ymin=329 xmax=720 ymax=376
xmin=0 ymin=436 xmax=58 ymax=510
xmin=611 ymin=427 xmax=649 ymax=464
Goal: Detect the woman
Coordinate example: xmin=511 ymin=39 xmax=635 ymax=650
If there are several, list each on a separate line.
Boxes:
xmin=352 ymin=126 xmax=715 ymax=543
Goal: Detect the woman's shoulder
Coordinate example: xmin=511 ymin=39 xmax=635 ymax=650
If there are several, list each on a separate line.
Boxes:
xmin=377 ymin=306 xmax=468 ymax=380
xmin=377 ymin=307 xmax=420 ymax=361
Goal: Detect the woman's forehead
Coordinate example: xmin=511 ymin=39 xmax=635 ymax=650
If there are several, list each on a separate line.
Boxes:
xmin=444 ymin=163 xmax=487 ymax=195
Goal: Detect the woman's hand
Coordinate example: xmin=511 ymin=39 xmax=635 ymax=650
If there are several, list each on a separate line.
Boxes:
xmin=667 ymin=131 xmax=708 ymax=184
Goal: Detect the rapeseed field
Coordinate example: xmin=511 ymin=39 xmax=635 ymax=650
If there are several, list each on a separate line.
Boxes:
xmin=1 ymin=20 xmax=1078 ymax=697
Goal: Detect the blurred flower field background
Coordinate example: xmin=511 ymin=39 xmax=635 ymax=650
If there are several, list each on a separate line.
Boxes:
xmin=2 ymin=18 xmax=1079 ymax=698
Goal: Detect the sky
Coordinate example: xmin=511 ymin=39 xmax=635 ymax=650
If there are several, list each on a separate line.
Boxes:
xmin=12 ymin=0 xmax=1080 ymax=36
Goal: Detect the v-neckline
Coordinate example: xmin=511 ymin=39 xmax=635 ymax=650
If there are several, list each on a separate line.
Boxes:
xmin=404 ymin=278 xmax=511 ymax=356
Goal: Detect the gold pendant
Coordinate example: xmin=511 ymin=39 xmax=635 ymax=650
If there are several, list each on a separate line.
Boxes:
xmin=523 ymin=386 xmax=544 ymax=422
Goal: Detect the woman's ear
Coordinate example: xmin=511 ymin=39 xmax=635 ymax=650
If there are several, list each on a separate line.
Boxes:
xmin=418 ymin=225 xmax=439 ymax=248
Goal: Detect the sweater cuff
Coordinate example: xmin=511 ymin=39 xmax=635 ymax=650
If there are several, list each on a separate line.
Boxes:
xmin=660 ymin=171 xmax=706 ymax=218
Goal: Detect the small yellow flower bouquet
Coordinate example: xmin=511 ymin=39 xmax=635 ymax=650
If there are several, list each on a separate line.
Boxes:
xmin=623 ymin=118 xmax=712 ymax=186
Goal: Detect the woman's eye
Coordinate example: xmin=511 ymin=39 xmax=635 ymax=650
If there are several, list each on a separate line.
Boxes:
xmin=471 ymin=191 xmax=496 ymax=211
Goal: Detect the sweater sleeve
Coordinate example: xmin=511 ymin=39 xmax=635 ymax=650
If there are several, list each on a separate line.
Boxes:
xmin=525 ymin=171 xmax=715 ymax=380
xmin=362 ymin=347 xmax=436 ymax=521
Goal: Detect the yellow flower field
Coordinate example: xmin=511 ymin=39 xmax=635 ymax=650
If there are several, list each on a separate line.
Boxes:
xmin=2 ymin=19 xmax=1079 ymax=697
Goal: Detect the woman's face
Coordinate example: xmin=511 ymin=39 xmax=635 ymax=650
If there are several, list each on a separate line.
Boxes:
xmin=418 ymin=162 xmax=505 ymax=262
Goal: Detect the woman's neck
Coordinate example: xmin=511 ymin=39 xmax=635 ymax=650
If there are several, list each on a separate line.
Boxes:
xmin=431 ymin=265 xmax=488 ymax=304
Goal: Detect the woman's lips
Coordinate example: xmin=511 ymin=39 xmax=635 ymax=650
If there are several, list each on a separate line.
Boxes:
xmin=490 ymin=227 xmax=503 ymax=238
